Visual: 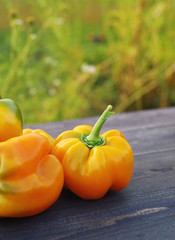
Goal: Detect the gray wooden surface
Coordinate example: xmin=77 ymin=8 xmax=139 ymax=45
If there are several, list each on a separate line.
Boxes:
xmin=1 ymin=107 xmax=175 ymax=240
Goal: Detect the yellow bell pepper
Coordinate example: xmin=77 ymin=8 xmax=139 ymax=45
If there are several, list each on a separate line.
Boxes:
xmin=0 ymin=99 xmax=64 ymax=217
xmin=52 ymin=105 xmax=134 ymax=200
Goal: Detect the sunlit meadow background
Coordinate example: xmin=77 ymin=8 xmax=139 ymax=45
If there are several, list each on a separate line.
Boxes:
xmin=0 ymin=0 xmax=175 ymax=124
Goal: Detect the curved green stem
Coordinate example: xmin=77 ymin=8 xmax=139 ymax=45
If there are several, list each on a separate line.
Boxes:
xmin=81 ymin=105 xmax=114 ymax=148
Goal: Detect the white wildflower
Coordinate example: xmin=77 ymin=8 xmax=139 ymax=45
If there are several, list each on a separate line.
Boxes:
xmin=30 ymin=33 xmax=37 ymax=40
xmin=81 ymin=63 xmax=97 ymax=74
xmin=53 ymin=78 xmax=61 ymax=87
xmin=49 ymin=88 xmax=56 ymax=96
xmin=14 ymin=19 xmax=24 ymax=26
xmin=44 ymin=57 xmax=58 ymax=67
xmin=55 ymin=18 xmax=64 ymax=25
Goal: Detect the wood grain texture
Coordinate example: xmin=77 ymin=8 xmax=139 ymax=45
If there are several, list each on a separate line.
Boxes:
xmin=1 ymin=107 xmax=175 ymax=240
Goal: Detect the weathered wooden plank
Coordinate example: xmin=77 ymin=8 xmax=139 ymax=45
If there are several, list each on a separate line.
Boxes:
xmin=1 ymin=107 xmax=175 ymax=240
xmin=26 ymin=107 xmax=175 ymax=155
xmin=26 ymin=107 xmax=175 ymax=138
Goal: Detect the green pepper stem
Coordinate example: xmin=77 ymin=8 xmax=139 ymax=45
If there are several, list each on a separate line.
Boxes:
xmin=81 ymin=105 xmax=114 ymax=148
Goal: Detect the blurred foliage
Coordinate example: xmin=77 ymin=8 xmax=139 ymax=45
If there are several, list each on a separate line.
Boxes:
xmin=0 ymin=0 xmax=175 ymax=124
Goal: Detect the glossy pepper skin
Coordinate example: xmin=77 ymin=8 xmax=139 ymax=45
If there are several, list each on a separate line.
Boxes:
xmin=0 ymin=99 xmax=23 ymax=142
xmin=0 ymin=99 xmax=64 ymax=217
xmin=52 ymin=105 xmax=134 ymax=200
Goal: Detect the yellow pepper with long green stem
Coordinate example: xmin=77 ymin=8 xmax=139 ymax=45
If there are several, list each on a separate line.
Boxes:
xmin=52 ymin=105 xmax=134 ymax=200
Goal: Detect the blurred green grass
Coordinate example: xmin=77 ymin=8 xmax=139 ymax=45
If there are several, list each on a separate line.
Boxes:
xmin=0 ymin=0 xmax=175 ymax=124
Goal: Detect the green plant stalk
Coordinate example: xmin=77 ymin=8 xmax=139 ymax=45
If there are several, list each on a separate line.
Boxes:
xmin=116 ymin=81 xmax=158 ymax=113
xmin=3 ymin=36 xmax=33 ymax=96
xmin=10 ymin=23 xmax=17 ymax=61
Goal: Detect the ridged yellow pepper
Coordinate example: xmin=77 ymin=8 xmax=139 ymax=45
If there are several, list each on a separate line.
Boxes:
xmin=52 ymin=105 xmax=134 ymax=200
xmin=0 ymin=99 xmax=64 ymax=217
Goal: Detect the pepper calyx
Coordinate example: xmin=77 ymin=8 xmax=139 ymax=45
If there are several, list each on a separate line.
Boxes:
xmin=80 ymin=105 xmax=114 ymax=148
xmin=81 ymin=133 xmax=106 ymax=148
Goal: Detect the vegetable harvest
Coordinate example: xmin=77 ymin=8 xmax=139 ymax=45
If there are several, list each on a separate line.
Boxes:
xmin=52 ymin=105 xmax=134 ymax=200
xmin=0 ymin=99 xmax=64 ymax=217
